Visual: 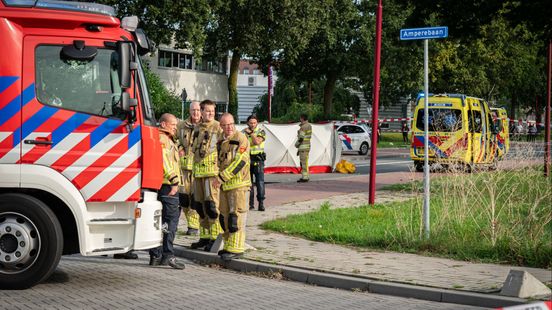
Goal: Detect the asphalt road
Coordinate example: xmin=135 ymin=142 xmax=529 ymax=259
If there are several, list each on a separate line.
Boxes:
xmin=265 ymin=148 xmax=411 ymax=184
xmin=266 ymin=142 xmax=547 ymax=184
xmin=0 ymin=254 xmax=483 ymax=310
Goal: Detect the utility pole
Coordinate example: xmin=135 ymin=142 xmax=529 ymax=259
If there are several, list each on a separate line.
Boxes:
xmin=368 ymin=0 xmax=383 ymax=205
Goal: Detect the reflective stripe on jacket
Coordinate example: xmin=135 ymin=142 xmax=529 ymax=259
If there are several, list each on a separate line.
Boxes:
xmin=219 ymin=131 xmax=251 ymax=191
xmin=160 ymin=128 xmax=182 ymax=185
xmin=192 ymin=120 xmax=222 ymax=178
xmin=177 ymin=117 xmax=196 ymax=171
xmin=246 ymin=127 xmax=265 ymax=155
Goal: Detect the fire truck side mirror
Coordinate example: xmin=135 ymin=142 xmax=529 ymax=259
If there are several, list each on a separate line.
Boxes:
xmin=121 ymin=92 xmax=137 ymax=112
xmin=133 ymin=29 xmax=153 ymax=56
xmin=118 ymin=42 xmax=132 ymax=89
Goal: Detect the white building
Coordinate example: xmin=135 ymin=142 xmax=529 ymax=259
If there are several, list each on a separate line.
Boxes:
xmin=145 ymin=45 xmax=229 ymax=117
xmin=147 ymin=45 xmax=276 ymax=122
xmin=236 ymin=60 xmax=277 ymax=122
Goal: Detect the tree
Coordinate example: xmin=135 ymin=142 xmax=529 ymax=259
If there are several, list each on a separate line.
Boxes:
xmin=97 ymin=0 xmax=211 ymax=54
xmin=275 ymin=0 xmax=369 ymax=119
xmin=142 ymin=62 xmax=182 ymax=118
xmin=402 ymin=0 xmax=547 ymax=118
xmin=204 ymin=0 xmax=321 ymax=118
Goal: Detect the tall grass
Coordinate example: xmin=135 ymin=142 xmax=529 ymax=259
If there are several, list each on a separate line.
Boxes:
xmin=263 ymin=167 xmax=552 ymax=268
xmin=394 ymin=167 xmax=551 ymax=267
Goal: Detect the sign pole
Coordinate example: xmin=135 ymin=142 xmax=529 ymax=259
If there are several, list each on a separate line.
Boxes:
xmin=423 ymin=39 xmax=430 ymax=239
xmin=400 ymin=25 xmax=447 ymax=239
xmin=545 ymin=39 xmax=551 ymax=177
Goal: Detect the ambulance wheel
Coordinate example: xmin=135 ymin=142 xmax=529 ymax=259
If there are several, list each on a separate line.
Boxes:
xmin=463 ymin=163 xmax=474 ymax=173
xmin=0 ymin=194 xmax=63 ymax=289
xmin=359 ymin=142 xmax=369 ymax=155
xmin=414 ymin=161 xmax=424 ymax=172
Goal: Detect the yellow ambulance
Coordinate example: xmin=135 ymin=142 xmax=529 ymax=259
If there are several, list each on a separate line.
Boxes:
xmin=410 ymin=94 xmax=502 ymax=171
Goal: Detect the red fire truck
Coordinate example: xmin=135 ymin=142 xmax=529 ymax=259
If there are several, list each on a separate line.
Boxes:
xmin=0 ymin=0 xmax=163 ymax=288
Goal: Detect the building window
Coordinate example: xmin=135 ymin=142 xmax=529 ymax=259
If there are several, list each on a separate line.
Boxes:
xmin=185 ymin=54 xmax=193 ymax=69
xmin=243 ymin=67 xmax=249 ymax=75
xmin=172 ymin=52 xmax=179 ymax=67
xmin=252 ymin=69 xmax=259 ymax=75
xmin=158 ymin=50 xmax=194 ymax=70
xmin=194 ymin=58 xmax=227 ymax=74
xmin=158 ymin=50 xmax=171 ymax=67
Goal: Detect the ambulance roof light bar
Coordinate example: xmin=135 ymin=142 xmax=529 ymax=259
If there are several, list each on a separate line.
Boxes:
xmin=2 ymin=0 xmax=116 ymax=16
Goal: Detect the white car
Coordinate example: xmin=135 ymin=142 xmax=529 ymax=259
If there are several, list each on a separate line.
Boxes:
xmin=336 ymin=123 xmax=372 ymax=155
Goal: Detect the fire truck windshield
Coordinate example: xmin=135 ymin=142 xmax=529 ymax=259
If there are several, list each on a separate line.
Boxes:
xmin=35 ymin=45 xmax=125 ymax=119
xmin=1 ymin=0 xmax=116 ymax=16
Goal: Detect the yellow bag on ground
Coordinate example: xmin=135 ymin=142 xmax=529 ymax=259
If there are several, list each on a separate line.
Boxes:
xmin=335 ymin=159 xmax=356 ymax=174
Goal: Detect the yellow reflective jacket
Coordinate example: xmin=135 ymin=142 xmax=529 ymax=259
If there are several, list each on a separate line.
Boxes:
xmin=243 ymin=126 xmax=266 ymax=164
xmin=159 ymin=128 xmax=182 ymax=186
xmin=192 ymin=120 xmax=223 ymax=178
xmin=177 ymin=117 xmax=198 ymax=171
xmin=218 ymin=131 xmax=251 ymax=191
xmin=295 ymin=122 xmax=312 ymax=151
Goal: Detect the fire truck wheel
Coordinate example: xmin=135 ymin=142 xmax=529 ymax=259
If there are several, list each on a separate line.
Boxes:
xmin=0 ymin=193 xmax=63 ymax=289
xmin=414 ymin=161 xmax=424 ymax=172
xmin=359 ymin=142 xmax=369 ymax=155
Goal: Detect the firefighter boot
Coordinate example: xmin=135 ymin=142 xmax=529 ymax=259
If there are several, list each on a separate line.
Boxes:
xmin=190 ymin=238 xmax=210 ymax=249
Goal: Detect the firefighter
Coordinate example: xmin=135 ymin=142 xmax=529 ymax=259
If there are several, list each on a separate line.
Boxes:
xmin=295 ymin=113 xmax=312 ymax=182
xmin=190 ymin=100 xmax=223 ymax=251
xmin=243 ymin=114 xmax=266 ymax=211
xmin=149 ymin=113 xmax=185 ymax=269
xmin=215 ymin=113 xmax=251 ymax=261
xmin=177 ymin=101 xmax=201 ymax=236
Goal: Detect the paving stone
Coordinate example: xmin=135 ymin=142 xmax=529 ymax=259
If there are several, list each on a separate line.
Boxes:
xmin=0 ymin=254 xmax=483 ymax=309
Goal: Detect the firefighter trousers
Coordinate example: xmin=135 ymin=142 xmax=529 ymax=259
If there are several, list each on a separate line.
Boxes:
xmin=179 ymin=170 xmax=199 ymax=230
xmin=194 ymin=176 xmax=222 ymax=241
xmin=219 ymin=188 xmax=249 ymax=254
xmin=299 ymin=150 xmax=310 ymax=180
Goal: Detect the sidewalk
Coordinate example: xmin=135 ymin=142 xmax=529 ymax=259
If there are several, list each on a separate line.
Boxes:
xmin=174 ymin=178 xmax=551 ymax=307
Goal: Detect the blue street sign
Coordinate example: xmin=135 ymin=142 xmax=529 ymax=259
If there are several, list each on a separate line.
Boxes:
xmin=400 ymin=26 xmax=448 ymax=40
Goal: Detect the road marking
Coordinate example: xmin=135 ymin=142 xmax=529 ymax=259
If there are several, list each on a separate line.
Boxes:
xmin=355 ymin=160 xmax=412 ymax=167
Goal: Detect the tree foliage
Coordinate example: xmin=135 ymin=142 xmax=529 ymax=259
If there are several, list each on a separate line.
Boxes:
xmin=142 ymin=62 xmax=182 ymax=119
xmin=96 ymin=0 xmax=210 ymax=54
xmin=101 ymin=0 xmax=549 ymax=121
xmin=203 ymin=0 xmax=322 ymax=119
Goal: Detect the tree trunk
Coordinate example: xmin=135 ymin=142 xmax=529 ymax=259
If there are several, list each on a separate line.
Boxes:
xmin=323 ymin=73 xmax=338 ymax=119
xmin=228 ymin=51 xmax=241 ymax=118
xmin=535 ymin=95 xmax=542 ymax=125
xmin=510 ymin=95 xmax=517 ymax=120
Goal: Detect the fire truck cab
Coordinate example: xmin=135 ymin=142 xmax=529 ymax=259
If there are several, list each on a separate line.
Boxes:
xmin=0 ymin=0 xmax=163 ymax=288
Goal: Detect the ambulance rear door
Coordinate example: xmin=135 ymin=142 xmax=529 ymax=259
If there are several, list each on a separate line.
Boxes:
xmin=467 ymin=98 xmax=484 ymax=164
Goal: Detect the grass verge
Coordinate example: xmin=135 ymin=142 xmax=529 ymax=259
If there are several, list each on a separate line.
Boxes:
xmin=378 ymin=132 xmax=410 ymax=148
xmin=262 ymin=167 xmax=552 ymax=268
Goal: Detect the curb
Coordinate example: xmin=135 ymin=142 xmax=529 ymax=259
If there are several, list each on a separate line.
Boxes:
xmin=174 ymin=246 xmax=527 ymax=308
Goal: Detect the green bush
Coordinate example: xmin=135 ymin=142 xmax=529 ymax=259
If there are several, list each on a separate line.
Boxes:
xmin=142 ymin=61 xmax=184 ymax=120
